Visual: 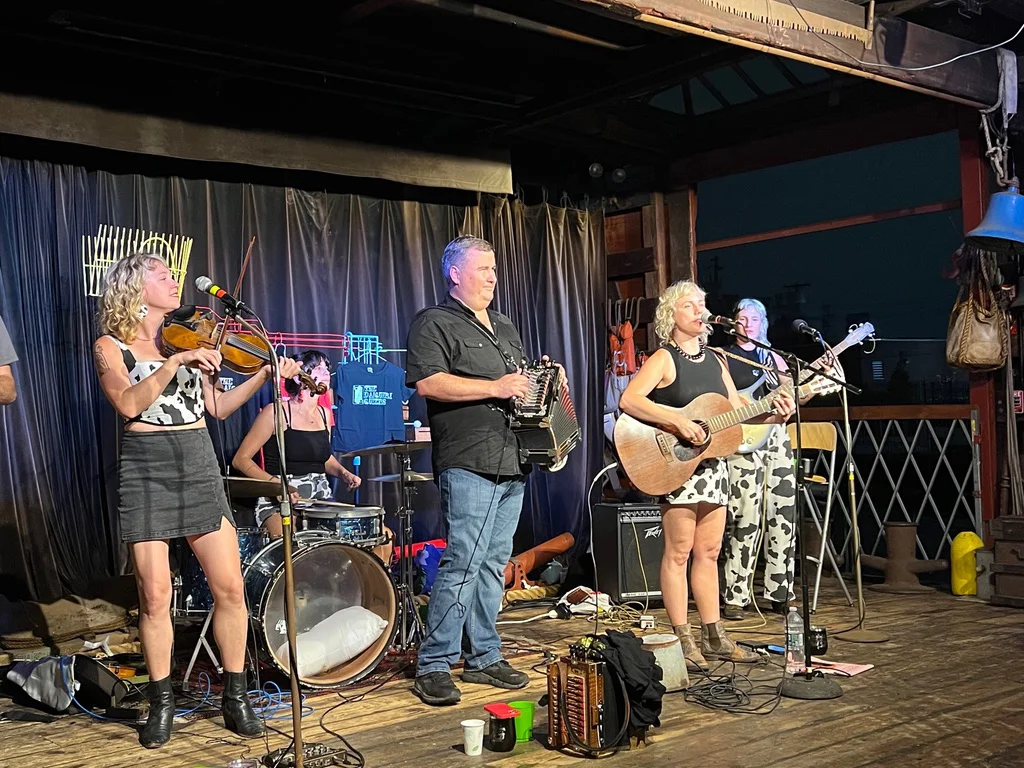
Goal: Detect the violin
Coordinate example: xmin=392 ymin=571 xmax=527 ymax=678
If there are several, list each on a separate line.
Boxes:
xmin=158 ymin=307 xmax=328 ymax=395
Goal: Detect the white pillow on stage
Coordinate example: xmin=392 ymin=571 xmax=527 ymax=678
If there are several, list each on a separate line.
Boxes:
xmin=276 ymin=605 xmax=388 ymax=678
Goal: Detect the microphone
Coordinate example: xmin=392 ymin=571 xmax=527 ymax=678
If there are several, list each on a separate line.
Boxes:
xmin=700 ymin=309 xmax=739 ymax=327
xmin=195 ymin=276 xmax=247 ymax=314
xmin=792 ymin=318 xmax=822 ymax=340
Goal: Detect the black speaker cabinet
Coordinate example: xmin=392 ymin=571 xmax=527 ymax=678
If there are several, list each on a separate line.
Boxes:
xmin=72 ymin=655 xmax=130 ymax=709
xmin=592 ymin=503 xmax=664 ymax=604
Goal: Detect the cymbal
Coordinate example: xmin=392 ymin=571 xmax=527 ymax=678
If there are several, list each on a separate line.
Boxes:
xmin=367 ymin=471 xmax=434 ymax=484
xmin=224 ymin=477 xmax=298 ymax=498
xmin=339 ymin=440 xmax=431 ymax=459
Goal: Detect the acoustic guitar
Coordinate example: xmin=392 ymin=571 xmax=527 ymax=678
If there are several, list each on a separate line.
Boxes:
xmin=613 ymin=376 xmax=835 ymax=497
xmin=735 ymin=323 xmax=875 ymax=454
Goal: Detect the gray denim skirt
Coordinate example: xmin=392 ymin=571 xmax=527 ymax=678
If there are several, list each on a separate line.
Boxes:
xmin=118 ymin=427 xmax=233 ymax=543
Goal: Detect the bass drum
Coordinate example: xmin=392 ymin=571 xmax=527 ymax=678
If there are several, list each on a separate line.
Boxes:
xmin=244 ymin=530 xmax=398 ymax=688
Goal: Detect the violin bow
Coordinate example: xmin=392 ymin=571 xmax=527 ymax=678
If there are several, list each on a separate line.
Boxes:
xmin=214 ymin=236 xmax=256 ymax=352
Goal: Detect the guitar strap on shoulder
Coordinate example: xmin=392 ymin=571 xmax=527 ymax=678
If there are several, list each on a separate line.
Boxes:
xmin=711 ymin=346 xmax=782 ymax=374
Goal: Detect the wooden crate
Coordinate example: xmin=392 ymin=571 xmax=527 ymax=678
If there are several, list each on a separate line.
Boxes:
xmin=990 ymin=516 xmax=1024 ymax=608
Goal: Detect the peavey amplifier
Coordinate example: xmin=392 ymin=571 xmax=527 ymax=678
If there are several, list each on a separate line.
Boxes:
xmin=592 ymin=503 xmax=663 ymax=604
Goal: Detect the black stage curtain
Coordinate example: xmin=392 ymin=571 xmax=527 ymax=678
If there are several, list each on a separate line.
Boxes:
xmin=0 ymin=157 xmax=605 ymax=602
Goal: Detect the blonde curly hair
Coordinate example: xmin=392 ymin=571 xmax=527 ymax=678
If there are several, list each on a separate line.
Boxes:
xmin=97 ymin=253 xmax=168 ymax=344
xmin=654 ymin=280 xmax=707 ymax=343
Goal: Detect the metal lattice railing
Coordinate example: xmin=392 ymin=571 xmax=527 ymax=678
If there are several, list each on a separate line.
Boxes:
xmin=802 ymin=405 xmax=981 ymax=565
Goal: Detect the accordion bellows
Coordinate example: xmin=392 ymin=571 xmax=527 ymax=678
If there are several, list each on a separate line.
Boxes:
xmin=511 ymin=362 xmax=581 ymax=472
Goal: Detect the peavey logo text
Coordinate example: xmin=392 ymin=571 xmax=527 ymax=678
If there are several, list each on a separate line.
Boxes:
xmin=644 ymin=525 xmax=662 ymax=539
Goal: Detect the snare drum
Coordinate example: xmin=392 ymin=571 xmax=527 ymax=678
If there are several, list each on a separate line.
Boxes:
xmin=176 ymin=527 xmax=269 ymax=618
xmin=300 ymin=502 xmax=387 ymax=548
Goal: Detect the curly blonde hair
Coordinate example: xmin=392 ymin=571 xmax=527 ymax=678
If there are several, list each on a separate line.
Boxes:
xmin=97 ymin=253 xmax=167 ymax=344
xmin=654 ymin=280 xmax=706 ymax=343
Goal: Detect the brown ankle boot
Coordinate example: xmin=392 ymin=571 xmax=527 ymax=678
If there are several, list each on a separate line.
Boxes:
xmin=673 ymin=625 xmax=708 ymax=671
xmin=701 ymin=620 xmax=760 ymax=663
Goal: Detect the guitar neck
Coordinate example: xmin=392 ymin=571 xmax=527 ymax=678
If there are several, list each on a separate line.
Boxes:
xmin=705 ymin=390 xmax=780 ymax=433
xmin=798 ymin=339 xmax=855 ymax=383
xmin=705 ymin=380 xmax=816 ymax=434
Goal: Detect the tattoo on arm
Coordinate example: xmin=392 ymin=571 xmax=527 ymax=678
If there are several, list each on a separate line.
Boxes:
xmin=93 ymin=343 xmax=111 ymax=377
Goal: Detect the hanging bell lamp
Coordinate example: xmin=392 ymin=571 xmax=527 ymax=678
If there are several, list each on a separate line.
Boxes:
xmin=966 ymin=182 xmax=1024 ymax=255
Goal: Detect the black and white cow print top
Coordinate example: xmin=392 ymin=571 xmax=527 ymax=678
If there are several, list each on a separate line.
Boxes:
xmin=110 ymin=337 xmax=205 ymax=426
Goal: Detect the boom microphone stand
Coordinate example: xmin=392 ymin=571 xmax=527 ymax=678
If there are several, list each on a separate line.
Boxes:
xmin=715 ymin=322 xmax=857 ymax=700
xmin=227 ymin=309 xmax=305 ymax=768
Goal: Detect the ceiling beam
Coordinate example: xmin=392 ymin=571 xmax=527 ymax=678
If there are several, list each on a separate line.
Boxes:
xmin=340 ymin=0 xmax=404 ymax=23
xmin=572 ymin=0 xmax=1002 ymax=108
xmin=874 ymin=0 xmax=939 ymax=17
xmin=612 ymin=72 xmax=862 ymax=136
xmin=482 ymin=36 xmax=740 ymax=136
xmin=768 ymin=56 xmax=804 ymax=89
xmin=730 ymin=61 xmax=766 ymax=97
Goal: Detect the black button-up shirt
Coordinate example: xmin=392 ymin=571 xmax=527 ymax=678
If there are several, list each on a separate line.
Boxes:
xmin=406 ymin=293 xmax=528 ymax=478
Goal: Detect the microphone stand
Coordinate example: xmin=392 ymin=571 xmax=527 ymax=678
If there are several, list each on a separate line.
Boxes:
xmin=227 ymin=308 xmax=305 ymax=768
xmin=717 ymin=324 xmax=857 ymax=700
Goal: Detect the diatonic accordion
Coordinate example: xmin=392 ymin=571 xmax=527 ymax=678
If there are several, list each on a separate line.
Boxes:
xmin=510 ymin=361 xmax=581 ymax=471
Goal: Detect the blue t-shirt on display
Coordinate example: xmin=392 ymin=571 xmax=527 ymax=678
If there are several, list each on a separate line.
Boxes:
xmin=331 ymin=361 xmax=414 ymax=453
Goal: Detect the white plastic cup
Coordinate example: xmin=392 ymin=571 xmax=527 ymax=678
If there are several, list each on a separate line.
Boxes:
xmin=461 ymin=718 xmax=485 ymax=756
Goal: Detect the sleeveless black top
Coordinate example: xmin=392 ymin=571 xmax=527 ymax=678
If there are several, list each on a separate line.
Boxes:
xmin=262 ymin=404 xmax=331 ymax=476
xmin=726 ymin=344 xmax=780 ymax=400
xmin=649 ymin=344 xmax=728 ymax=409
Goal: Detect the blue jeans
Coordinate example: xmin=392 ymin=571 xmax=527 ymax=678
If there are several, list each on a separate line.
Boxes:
xmin=416 ymin=468 xmax=526 ymax=675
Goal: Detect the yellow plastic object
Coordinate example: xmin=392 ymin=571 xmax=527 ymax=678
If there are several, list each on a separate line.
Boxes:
xmin=951 ymin=531 xmax=985 ymax=595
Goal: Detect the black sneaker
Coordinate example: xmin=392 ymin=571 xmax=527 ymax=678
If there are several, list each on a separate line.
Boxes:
xmin=461 ymin=661 xmax=528 ymax=690
xmin=413 ymin=672 xmax=461 ymax=706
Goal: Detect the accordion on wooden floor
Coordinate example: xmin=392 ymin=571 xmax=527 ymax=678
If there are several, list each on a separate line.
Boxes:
xmin=510 ymin=360 xmax=581 ymax=472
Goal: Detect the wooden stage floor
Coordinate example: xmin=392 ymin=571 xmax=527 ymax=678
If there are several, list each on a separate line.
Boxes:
xmin=2 ymin=585 xmax=1022 ymax=768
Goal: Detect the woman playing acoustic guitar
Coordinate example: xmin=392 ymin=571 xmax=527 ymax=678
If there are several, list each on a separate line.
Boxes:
xmin=92 ymin=253 xmax=302 ymax=748
xmin=618 ymin=281 xmax=794 ymax=671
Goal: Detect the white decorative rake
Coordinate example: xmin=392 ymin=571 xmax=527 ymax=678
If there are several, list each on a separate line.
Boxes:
xmin=81 ymin=225 xmax=193 ymax=298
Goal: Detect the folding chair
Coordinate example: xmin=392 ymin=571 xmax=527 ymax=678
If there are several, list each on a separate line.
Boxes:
xmin=788 ymin=422 xmax=853 ymax=611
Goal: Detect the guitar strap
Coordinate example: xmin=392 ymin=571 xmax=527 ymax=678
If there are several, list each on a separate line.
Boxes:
xmin=711 ymin=346 xmax=792 ymax=378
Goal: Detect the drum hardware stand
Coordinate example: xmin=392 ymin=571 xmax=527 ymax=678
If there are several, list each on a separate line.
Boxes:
xmin=395 ymin=451 xmax=425 ymax=651
xmin=226 ymin=308 xmax=306 ymax=768
xmin=181 ymin=609 xmax=223 ymax=692
xmin=171 ymin=554 xmax=223 ymax=692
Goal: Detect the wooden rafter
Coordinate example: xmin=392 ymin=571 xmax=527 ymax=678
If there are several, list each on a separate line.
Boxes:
xmin=730 ymin=61 xmax=766 ymax=97
xmin=769 ymin=56 xmax=804 ymax=89
xmin=572 ymin=0 xmax=1002 ymax=107
xmin=694 ymin=73 xmax=729 ymax=107
xmin=340 ymin=0 xmax=403 ymax=23
xmin=483 ymin=37 xmax=739 ymax=135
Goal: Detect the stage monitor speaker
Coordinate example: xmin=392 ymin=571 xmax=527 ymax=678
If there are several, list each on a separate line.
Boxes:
xmin=592 ymin=503 xmax=663 ymax=604
xmin=72 ymin=655 xmax=130 ymax=709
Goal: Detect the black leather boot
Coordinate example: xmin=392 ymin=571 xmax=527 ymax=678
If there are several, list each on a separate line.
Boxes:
xmin=139 ymin=676 xmax=175 ymax=748
xmin=221 ymin=671 xmax=264 ymax=737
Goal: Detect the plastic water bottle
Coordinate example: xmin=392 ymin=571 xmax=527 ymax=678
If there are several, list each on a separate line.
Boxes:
xmin=785 ymin=607 xmax=805 ymax=676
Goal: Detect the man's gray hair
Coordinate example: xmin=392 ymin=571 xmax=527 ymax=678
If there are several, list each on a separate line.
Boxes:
xmin=441 ymin=235 xmax=493 ymax=286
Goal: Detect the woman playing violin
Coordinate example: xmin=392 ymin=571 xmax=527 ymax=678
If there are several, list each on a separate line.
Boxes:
xmin=92 ymin=253 xmax=302 ymax=749
xmin=232 ymin=350 xmax=361 ymax=540
xmin=618 ymin=281 xmax=795 ymax=672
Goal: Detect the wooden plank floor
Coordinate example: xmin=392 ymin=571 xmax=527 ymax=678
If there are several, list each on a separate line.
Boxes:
xmin=2 ymin=585 xmax=1023 ymax=768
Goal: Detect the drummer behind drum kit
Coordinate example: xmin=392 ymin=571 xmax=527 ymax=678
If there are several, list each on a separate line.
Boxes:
xmin=173 ymin=441 xmax=433 ymax=691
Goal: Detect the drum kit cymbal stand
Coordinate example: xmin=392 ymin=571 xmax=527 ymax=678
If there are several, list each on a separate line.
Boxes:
xmin=347 ymin=441 xmax=433 ymax=653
